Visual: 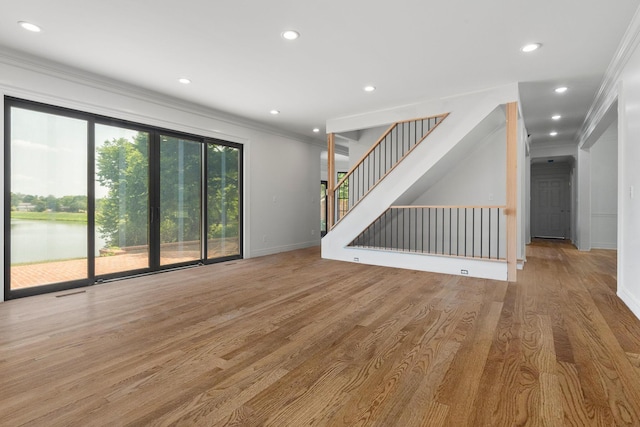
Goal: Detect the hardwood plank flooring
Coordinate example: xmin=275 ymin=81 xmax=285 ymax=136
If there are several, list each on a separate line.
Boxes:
xmin=1 ymin=240 xmax=640 ymax=426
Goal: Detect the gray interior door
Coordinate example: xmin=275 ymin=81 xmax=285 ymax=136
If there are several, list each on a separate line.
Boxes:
xmin=531 ymin=163 xmax=571 ymax=239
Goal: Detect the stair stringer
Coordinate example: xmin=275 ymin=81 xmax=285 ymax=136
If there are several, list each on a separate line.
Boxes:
xmin=322 ymin=85 xmax=519 ymax=280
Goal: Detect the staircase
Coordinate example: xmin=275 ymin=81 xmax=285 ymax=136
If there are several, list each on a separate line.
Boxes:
xmin=332 ymin=114 xmax=448 ymax=223
xmin=322 ymin=85 xmax=520 ymax=281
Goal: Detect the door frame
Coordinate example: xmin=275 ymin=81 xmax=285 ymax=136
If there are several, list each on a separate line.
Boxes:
xmin=4 ymin=96 xmax=243 ymax=299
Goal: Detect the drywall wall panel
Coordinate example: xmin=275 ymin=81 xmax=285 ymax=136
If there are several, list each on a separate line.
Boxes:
xmin=590 ymin=120 xmax=618 ymax=249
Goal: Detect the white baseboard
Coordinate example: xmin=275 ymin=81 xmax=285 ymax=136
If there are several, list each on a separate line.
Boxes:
xmin=619 ymin=286 xmax=640 ymax=321
xmin=591 ymin=242 xmax=618 ymax=250
xmin=322 ymin=246 xmax=508 ymax=281
xmin=249 ymin=240 xmax=320 ymax=258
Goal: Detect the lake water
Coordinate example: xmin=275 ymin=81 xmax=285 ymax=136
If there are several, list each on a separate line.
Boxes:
xmin=10 ymin=219 xmax=107 ymax=264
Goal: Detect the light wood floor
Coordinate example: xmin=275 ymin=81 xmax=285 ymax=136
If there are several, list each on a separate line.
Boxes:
xmin=1 ymin=240 xmax=639 ymax=426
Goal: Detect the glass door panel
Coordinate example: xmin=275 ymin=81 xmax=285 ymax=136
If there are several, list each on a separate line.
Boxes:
xmin=9 ymin=107 xmax=88 ymax=289
xmin=94 ymin=124 xmax=150 ymax=276
xmin=207 ymin=144 xmax=240 ymax=259
xmin=159 ymin=135 xmax=202 ymax=265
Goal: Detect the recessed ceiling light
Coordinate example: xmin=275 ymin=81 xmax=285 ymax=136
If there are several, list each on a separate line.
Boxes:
xmin=552 ymin=115 xmax=562 ymax=120
xmin=550 ymin=131 xmax=558 ymax=136
xmin=521 ymin=43 xmax=541 ymax=53
xmin=18 ymin=21 xmax=41 ymax=32
xmin=554 ymin=86 xmax=568 ymax=94
xmin=270 ymin=109 xmax=280 ymax=115
xmin=282 ymin=30 xmax=300 ymax=40
xmin=178 ymin=78 xmax=191 ymax=84
xmin=364 ymin=85 xmax=376 ymax=92
xmin=313 ymin=128 xmax=320 ymax=133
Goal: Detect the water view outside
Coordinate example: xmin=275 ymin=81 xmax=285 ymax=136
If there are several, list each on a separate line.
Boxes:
xmin=10 ymin=107 xmax=88 ymax=287
xmin=11 ymin=220 xmax=106 ymax=264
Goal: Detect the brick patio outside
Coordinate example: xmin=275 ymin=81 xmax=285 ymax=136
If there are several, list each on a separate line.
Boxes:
xmin=10 ymin=239 xmax=239 ymax=290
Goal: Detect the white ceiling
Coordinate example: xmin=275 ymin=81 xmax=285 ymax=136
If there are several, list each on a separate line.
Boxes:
xmin=1 ymin=0 xmax=639 ymax=146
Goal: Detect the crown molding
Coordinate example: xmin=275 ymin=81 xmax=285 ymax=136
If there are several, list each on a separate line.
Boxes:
xmin=0 ymin=46 xmax=325 ymax=148
xmin=577 ymin=5 xmax=640 ymax=148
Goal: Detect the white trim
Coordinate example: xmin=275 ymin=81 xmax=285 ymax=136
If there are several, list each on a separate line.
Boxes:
xmin=250 ymin=241 xmax=320 ymax=258
xmin=617 ymin=82 xmax=626 ymax=318
xmin=577 ymin=6 xmax=640 ymax=148
xmin=591 ymin=243 xmax=617 ymax=250
xmin=619 ymin=286 xmax=640 ymax=321
xmin=325 ymin=248 xmax=508 ymax=281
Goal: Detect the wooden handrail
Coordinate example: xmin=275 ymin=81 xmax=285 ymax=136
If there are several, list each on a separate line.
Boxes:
xmin=333 ymin=122 xmax=395 ymax=191
xmin=333 ymin=113 xmax=449 ymax=191
xmin=391 ymin=205 xmax=507 ymax=209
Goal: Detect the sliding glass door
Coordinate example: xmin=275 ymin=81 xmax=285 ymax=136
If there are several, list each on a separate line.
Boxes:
xmin=8 ymin=106 xmax=89 ymax=290
xmin=207 ymin=144 xmax=241 ymax=258
xmin=5 ymin=97 xmax=242 ymax=298
xmin=94 ymin=124 xmax=150 ymax=276
xmin=159 ymin=135 xmax=202 ymax=266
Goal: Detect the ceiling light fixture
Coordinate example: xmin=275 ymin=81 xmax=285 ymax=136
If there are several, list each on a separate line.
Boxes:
xmin=364 ymin=85 xmax=376 ymax=92
xmin=521 ymin=43 xmax=541 ymax=53
xmin=178 ymin=78 xmax=191 ymax=84
xmin=282 ymin=30 xmax=300 ymax=40
xmin=550 ymin=131 xmax=558 ymax=136
xmin=554 ymin=86 xmax=568 ymax=94
xmin=552 ymin=115 xmax=562 ymax=120
xmin=18 ymin=21 xmax=41 ymax=32
xmin=270 ymin=109 xmax=280 ymax=115
xmin=313 ymin=128 xmax=320 ymax=133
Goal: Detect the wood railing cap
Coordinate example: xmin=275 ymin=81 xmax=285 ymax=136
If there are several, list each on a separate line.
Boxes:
xmin=390 ymin=205 xmax=507 ymax=209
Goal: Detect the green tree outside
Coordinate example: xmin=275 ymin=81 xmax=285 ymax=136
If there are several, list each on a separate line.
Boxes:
xmin=95 ymin=133 xmax=240 ymax=252
xmin=95 ymin=134 xmax=149 ymax=248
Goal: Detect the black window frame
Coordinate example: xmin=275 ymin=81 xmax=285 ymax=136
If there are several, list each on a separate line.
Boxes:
xmin=4 ymin=96 xmax=243 ymax=299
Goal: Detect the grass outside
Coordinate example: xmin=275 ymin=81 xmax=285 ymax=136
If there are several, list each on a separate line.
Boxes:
xmin=11 ymin=211 xmax=87 ymax=223
xmin=11 ymin=257 xmax=86 ymax=267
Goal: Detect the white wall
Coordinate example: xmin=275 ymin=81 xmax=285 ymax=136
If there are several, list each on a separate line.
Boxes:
xmin=618 ymin=54 xmax=640 ymax=319
xmin=0 ymin=50 xmax=322 ymax=301
xmin=590 ymin=120 xmax=618 ymax=249
xmin=348 ymin=125 xmax=390 ymax=168
xmin=412 ymin=123 xmax=506 ymax=206
xmin=576 ymin=148 xmax=592 ymax=251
